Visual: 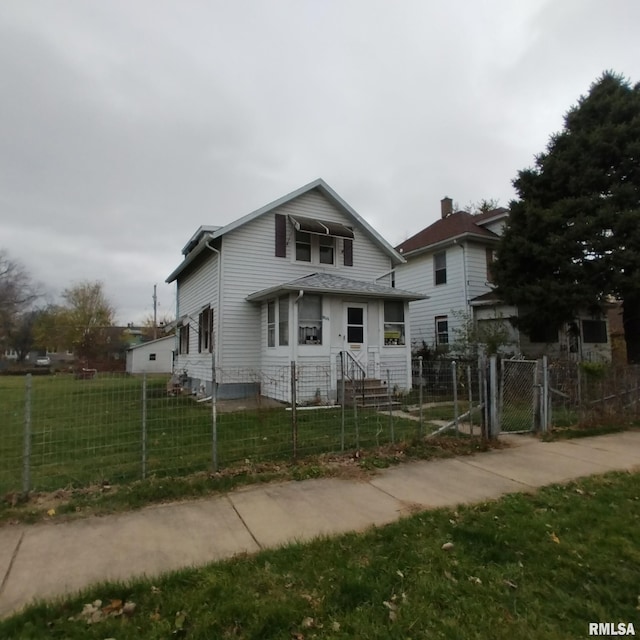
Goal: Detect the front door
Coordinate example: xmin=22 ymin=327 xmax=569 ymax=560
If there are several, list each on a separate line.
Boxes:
xmin=344 ymin=303 xmax=367 ymax=369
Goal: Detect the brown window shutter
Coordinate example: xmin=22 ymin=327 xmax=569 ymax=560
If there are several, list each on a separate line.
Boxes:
xmin=343 ymin=238 xmax=353 ymax=266
xmin=275 ymin=214 xmax=286 ymax=257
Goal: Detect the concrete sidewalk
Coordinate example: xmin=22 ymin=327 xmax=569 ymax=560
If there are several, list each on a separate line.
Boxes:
xmin=1 ymin=431 xmax=639 ymax=619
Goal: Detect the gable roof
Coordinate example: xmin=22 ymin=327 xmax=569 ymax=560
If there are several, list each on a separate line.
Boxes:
xmin=395 ymin=209 xmax=507 ymax=258
xmin=167 ymin=178 xmax=405 ymax=283
xmin=246 ymin=272 xmax=427 ymax=303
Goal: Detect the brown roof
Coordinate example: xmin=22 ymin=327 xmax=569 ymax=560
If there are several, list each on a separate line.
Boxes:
xmin=395 ymin=211 xmax=500 ymax=255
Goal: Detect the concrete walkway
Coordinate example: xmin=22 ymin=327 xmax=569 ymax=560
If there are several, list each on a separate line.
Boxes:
xmin=1 ymin=431 xmax=639 ymax=619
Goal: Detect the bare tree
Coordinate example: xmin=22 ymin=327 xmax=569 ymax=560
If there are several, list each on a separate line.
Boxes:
xmin=0 ymin=250 xmax=40 ymax=351
xmin=462 ymin=198 xmax=501 ymax=215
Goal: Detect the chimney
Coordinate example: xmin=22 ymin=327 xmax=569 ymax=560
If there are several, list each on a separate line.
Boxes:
xmin=441 ymin=196 xmax=453 ymax=219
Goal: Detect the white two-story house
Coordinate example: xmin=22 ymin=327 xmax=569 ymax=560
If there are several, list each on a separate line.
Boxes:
xmin=394 ymin=197 xmax=611 ymax=361
xmin=166 ymin=179 xmax=425 ymax=402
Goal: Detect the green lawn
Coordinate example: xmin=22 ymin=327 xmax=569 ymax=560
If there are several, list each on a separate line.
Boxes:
xmin=0 ymin=374 xmax=423 ymax=494
xmin=2 ymin=471 xmax=638 ymax=639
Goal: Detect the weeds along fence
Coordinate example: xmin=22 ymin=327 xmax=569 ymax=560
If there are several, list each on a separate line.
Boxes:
xmin=547 ymin=361 xmax=640 ymax=428
xmin=0 ymin=358 xmax=484 ymax=495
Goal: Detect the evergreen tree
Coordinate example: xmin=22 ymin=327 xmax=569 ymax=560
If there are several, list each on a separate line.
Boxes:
xmin=494 ymin=72 xmax=640 ymax=362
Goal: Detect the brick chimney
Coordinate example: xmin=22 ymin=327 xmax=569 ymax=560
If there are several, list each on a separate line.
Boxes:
xmin=441 ymin=196 xmax=453 ymax=219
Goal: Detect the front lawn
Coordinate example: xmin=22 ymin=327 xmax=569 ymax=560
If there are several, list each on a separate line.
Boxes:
xmin=2 ymin=471 xmax=638 ymax=639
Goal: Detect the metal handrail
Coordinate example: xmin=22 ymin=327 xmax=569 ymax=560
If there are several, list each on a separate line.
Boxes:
xmin=340 ymin=350 xmax=366 ymax=407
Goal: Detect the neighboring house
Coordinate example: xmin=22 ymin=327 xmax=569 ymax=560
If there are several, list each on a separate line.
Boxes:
xmin=166 ymin=178 xmax=425 ymax=402
xmin=126 ymin=335 xmax=175 ymax=374
xmin=395 ymin=197 xmax=612 ymax=361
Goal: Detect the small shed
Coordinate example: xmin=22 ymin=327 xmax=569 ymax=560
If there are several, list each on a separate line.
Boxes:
xmin=126 ymin=335 xmax=175 ymax=374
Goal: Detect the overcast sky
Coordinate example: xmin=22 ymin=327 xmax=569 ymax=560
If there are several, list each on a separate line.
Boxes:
xmin=1 ymin=1 xmax=638 ymax=323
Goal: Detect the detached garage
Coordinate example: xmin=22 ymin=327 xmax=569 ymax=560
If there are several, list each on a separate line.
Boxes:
xmin=126 ymin=335 xmax=175 ymax=374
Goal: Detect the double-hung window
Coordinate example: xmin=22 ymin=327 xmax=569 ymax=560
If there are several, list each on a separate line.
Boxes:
xmin=267 ymin=296 xmax=290 ymax=347
xmin=434 ymin=251 xmax=447 ymax=285
xmin=435 ymin=316 xmax=449 ymax=346
xmin=179 ymin=323 xmax=190 ymax=354
xmin=198 ymin=307 xmax=213 ymax=353
xmin=298 ymin=295 xmax=322 ymax=345
xmin=384 ymin=301 xmax=405 ymax=345
xmin=295 ymin=231 xmax=312 ymax=262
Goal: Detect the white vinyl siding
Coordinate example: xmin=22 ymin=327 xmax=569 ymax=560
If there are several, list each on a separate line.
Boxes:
xmin=175 ymin=252 xmax=219 ymax=381
xmin=395 ymin=246 xmax=465 ymax=348
xmin=218 ymin=190 xmax=392 ymax=369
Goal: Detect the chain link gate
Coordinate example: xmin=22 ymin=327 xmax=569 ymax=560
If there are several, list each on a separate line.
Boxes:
xmin=499 ymin=358 xmax=542 ymax=433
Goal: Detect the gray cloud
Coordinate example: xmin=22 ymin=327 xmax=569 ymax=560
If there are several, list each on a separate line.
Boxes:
xmin=1 ymin=0 xmax=638 ymax=322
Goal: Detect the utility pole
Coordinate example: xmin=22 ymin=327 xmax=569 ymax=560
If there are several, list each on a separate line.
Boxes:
xmin=152 ymin=284 xmax=158 ymax=340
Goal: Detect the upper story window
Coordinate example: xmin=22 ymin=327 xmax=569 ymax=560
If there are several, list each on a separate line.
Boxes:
xmin=276 ymin=213 xmax=354 ymax=267
xmin=295 ymin=231 xmax=312 ymax=262
xmin=384 ymin=301 xmax=405 ymax=345
xmin=319 ymin=235 xmax=335 ymax=264
xmin=434 ymin=251 xmax=447 ymax=285
xmin=486 ymin=248 xmax=497 ymax=283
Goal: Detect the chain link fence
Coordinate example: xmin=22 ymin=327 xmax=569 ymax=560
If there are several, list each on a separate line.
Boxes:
xmin=499 ymin=359 xmax=541 ymax=433
xmin=5 ymin=356 xmax=635 ymax=495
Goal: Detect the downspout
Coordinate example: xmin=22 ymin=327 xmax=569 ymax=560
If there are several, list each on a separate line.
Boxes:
xmin=205 ymin=240 xmax=223 ymax=368
xmin=293 ymin=290 xmax=304 ymax=364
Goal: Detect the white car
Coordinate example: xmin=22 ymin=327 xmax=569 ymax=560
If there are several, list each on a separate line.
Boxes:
xmin=35 ymin=356 xmax=51 ymax=367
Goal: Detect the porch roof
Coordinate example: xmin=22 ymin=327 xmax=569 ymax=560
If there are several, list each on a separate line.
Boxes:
xmin=246 ymin=272 xmax=427 ymax=303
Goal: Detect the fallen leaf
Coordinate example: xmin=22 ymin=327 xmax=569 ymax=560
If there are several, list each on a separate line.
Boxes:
xmin=549 ymin=532 xmax=560 ymax=544
xmin=301 ymin=617 xmax=314 ymax=628
xmin=331 ymin=621 xmax=341 ymax=631
xmin=444 ymin=570 xmax=458 ymax=583
xmin=468 ymin=576 xmax=482 ymax=585
xmin=396 ymin=570 xmax=404 ymax=578
xmin=441 ymin=542 xmax=454 ymax=552
xmin=503 ymin=579 xmax=518 ymax=590
xmin=47 ymin=508 xmax=55 ymax=517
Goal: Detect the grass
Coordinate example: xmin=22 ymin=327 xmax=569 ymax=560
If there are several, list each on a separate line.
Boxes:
xmin=0 ymin=374 xmax=426 ymax=495
xmin=0 ymin=433 xmax=492 ymax=525
xmin=1 ymin=471 xmax=638 ymax=639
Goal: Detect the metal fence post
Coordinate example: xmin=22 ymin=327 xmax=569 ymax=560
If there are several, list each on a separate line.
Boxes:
xmin=23 ymin=373 xmax=32 ymax=496
xmin=142 ymin=373 xmax=147 ymax=479
xmin=542 ymin=355 xmax=549 ymax=433
xmin=387 ymin=369 xmax=394 ymax=444
xmin=340 ymin=353 xmax=345 ymax=452
xmin=467 ymin=364 xmax=473 ymax=436
xmin=418 ymin=356 xmax=423 ymax=438
xmin=212 ymin=352 xmax=218 ymax=472
xmin=291 ymin=361 xmax=298 ymax=461
xmin=452 ymin=360 xmax=459 ymax=434
xmin=489 ymin=355 xmax=499 ymax=438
